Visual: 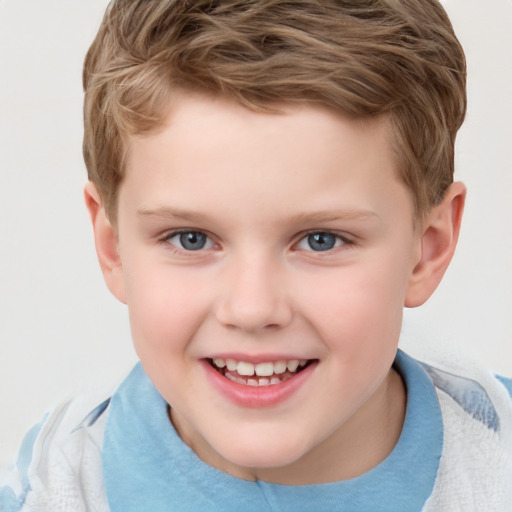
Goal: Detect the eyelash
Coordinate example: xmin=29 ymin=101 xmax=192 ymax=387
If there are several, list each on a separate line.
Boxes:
xmin=160 ymin=229 xmax=216 ymax=253
xmin=297 ymin=230 xmax=353 ymax=253
xmin=159 ymin=229 xmax=354 ymax=254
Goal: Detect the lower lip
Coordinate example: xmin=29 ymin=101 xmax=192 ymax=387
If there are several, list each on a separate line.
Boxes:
xmin=201 ymin=360 xmax=317 ymax=408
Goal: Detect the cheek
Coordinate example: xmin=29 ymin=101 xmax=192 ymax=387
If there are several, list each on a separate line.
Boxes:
xmin=299 ymin=255 xmax=409 ymax=354
xmin=123 ymin=258 xmax=210 ymax=357
xmin=301 ymin=263 xmax=406 ymax=404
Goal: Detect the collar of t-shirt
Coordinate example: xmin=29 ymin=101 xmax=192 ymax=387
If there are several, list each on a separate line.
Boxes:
xmin=102 ymin=350 xmax=443 ymax=512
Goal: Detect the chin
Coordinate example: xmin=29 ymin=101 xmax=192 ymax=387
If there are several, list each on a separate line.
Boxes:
xmin=213 ymin=433 xmax=310 ymax=471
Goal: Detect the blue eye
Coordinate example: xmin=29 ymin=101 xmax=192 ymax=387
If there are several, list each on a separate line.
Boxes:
xmin=167 ymin=231 xmax=213 ymax=251
xmin=298 ymin=232 xmax=345 ymax=252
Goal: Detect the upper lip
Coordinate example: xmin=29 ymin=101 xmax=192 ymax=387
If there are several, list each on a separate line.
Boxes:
xmin=203 ymin=354 xmax=315 ymax=364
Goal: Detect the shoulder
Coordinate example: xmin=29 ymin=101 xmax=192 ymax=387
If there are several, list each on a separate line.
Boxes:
xmin=418 ymin=359 xmax=512 ymax=432
xmin=399 ymin=347 xmax=512 ymax=426
xmin=410 ymin=353 xmax=512 ymax=512
xmin=1 ymin=391 xmax=111 ymax=512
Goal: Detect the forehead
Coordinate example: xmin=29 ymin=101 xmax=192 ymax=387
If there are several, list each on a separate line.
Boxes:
xmin=120 ymin=93 xmax=412 ymax=226
xmin=125 ymin=93 xmax=396 ymax=175
xmin=142 ymin=92 xmax=392 ymax=148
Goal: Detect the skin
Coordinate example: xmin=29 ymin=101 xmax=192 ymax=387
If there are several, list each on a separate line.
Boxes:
xmin=85 ymin=93 xmax=465 ymax=485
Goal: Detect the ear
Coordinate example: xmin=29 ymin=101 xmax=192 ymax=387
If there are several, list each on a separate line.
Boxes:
xmin=84 ymin=182 xmax=127 ymax=304
xmin=405 ymin=182 xmax=466 ymax=308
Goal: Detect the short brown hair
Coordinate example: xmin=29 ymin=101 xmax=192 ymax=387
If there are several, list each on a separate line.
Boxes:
xmin=83 ymin=0 xmax=466 ymax=221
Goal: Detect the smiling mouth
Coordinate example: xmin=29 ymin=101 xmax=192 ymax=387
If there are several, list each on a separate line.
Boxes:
xmin=207 ymin=358 xmax=315 ymax=387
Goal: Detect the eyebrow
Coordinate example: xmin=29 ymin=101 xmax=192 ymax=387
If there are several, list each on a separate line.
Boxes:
xmin=137 ymin=206 xmax=380 ymax=224
xmin=286 ymin=210 xmax=380 ymax=224
xmin=137 ymin=206 xmax=209 ymax=222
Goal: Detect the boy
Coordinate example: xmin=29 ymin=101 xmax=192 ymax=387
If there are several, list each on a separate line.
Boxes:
xmin=1 ymin=0 xmax=511 ymax=510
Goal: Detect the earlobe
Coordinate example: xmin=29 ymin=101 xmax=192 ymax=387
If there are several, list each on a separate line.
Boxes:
xmin=84 ymin=182 xmax=127 ymax=304
xmin=405 ymin=182 xmax=466 ymax=308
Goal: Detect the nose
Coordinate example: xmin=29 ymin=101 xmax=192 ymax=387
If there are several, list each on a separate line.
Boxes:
xmin=215 ymin=254 xmax=293 ymax=333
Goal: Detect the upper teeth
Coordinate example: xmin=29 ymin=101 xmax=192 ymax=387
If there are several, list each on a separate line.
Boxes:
xmin=212 ymin=358 xmax=307 ymax=376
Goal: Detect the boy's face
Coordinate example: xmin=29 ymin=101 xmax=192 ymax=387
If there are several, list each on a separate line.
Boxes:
xmin=109 ymin=93 xmax=424 ymax=482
